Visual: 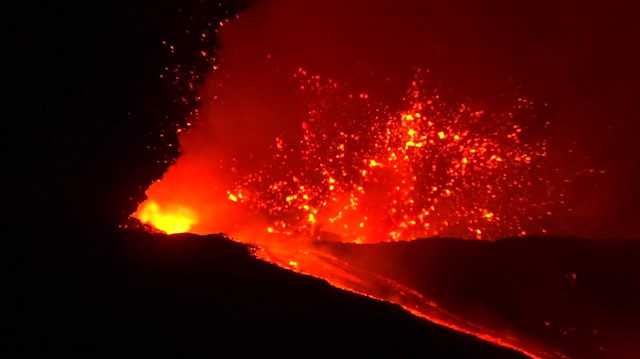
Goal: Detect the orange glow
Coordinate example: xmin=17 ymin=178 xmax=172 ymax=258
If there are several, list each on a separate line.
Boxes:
xmin=121 ymin=1 xmax=625 ymax=357
xmin=135 ymin=200 xmax=197 ymax=234
xmin=130 ymin=68 xmax=569 ymax=359
xmin=176 ymin=71 xmax=555 ymax=243
xmin=134 ymin=70 xmax=560 ymax=242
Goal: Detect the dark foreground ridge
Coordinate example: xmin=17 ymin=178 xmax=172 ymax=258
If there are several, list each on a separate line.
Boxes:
xmin=7 ymin=229 xmax=527 ymax=359
xmin=318 ymin=237 xmax=640 ymax=359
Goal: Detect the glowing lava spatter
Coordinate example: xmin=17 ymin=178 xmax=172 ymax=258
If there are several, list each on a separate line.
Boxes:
xmin=134 ymin=70 xmax=559 ymax=241
xmin=131 ymin=68 xmax=567 ymax=359
xmin=217 ymin=69 xmax=558 ymax=242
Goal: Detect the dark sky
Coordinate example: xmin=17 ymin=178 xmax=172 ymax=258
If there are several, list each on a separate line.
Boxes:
xmin=7 ymin=1 xmax=247 ymax=233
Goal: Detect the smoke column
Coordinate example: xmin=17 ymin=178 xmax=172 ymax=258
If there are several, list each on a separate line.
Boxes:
xmin=135 ymin=0 xmax=640 ymax=240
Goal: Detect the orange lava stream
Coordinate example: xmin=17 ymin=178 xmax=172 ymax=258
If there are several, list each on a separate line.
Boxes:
xmin=243 ymin=235 xmax=570 ymax=359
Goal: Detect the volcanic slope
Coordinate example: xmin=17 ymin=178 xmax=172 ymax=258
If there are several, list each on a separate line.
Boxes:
xmin=8 ymin=229 xmax=528 ymax=359
xmin=317 ymin=237 xmax=640 ymax=359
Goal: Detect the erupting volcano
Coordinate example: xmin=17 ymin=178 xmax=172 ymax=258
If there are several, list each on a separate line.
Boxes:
xmin=136 ymin=69 xmax=561 ymax=242
xmin=13 ymin=1 xmax=640 ymax=359
xmin=117 ymin=1 xmax=640 ymax=359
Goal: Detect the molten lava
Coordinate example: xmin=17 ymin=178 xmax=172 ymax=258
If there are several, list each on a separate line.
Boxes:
xmin=224 ymin=69 xmax=557 ymax=242
xmin=123 ymin=1 xmax=627 ymax=358
xmin=135 ymin=69 xmax=560 ymax=242
xmin=135 ymin=200 xmax=198 ymax=234
xmin=130 ymin=69 xmax=567 ymax=358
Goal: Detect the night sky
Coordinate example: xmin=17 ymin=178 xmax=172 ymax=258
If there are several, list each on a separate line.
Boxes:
xmin=8 ymin=1 xmax=245 ymax=233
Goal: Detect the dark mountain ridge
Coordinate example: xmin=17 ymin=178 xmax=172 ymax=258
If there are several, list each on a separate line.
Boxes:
xmin=6 ymin=229 xmax=528 ymax=358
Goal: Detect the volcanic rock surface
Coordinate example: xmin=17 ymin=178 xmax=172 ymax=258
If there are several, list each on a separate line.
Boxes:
xmin=7 ymin=229 xmax=528 ymax=359
xmin=317 ymin=237 xmax=640 ymax=359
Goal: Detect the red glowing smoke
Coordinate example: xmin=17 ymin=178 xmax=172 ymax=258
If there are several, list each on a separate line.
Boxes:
xmin=128 ymin=2 xmax=640 ymax=358
xmin=133 ymin=0 xmax=628 ymax=240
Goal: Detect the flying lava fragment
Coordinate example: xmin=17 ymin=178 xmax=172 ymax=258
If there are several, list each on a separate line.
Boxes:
xmin=123 ymin=1 xmax=634 ymax=358
xmin=134 ymin=68 xmax=561 ymax=242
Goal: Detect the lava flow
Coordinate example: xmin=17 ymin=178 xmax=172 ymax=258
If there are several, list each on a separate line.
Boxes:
xmin=129 ymin=68 xmax=569 ymax=359
xmin=248 ymin=237 xmax=568 ymax=359
xmin=124 ymin=1 xmax=617 ymax=358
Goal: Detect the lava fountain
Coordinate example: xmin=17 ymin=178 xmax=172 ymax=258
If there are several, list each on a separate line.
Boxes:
xmin=135 ymin=68 xmax=560 ymax=242
xmin=126 ymin=1 xmax=620 ymax=358
xmin=131 ymin=67 xmax=564 ymax=359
